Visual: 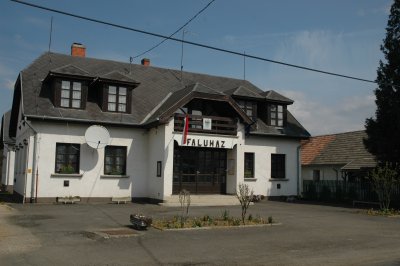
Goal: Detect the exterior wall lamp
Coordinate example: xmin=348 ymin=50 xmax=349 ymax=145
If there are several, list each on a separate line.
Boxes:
xmin=23 ymin=139 xmax=28 ymax=145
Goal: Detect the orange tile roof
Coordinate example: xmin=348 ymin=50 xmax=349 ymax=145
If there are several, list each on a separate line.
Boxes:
xmin=301 ymin=135 xmax=336 ymax=165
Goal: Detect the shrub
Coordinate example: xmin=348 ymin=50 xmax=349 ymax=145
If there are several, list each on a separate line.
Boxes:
xmin=221 ymin=209 xmax=230 ymax=221
xmin=236 ymin=183 xmax=254 ymax=225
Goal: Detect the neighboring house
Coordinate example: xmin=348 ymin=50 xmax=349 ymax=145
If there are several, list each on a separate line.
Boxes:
xmin=3 ymin=43 xmax=310 ymax=203
xmin=301 ymin=130 xmax=376 ymax=182
xmin=1 ymin=111 xmax=15 ymax=192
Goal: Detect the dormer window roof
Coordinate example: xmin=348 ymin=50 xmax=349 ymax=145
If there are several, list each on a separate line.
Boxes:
xmin=44 ymin=64 xmax=94 ymax=82
xmin=95 ymin=71 xmax=140 ymax=87
xmin=261 ymin=90 xmax=294 ymax=104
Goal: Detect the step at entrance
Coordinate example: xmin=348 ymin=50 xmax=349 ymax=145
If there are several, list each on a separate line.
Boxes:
xmin=160 ymin=195 xmax=239 ymax=207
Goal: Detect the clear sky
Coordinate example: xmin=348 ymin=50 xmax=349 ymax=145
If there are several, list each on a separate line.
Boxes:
xmin=0 ymin=0 xmax=392 ymax=135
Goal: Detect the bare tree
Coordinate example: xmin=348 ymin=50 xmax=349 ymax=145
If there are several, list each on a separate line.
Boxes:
xmin=236 ymin=183 xmax=254 ymax=225
xmin=178 ymin=189 xmax=191 ymax=227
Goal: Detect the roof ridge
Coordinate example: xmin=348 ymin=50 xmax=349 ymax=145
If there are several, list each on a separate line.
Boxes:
xmin=311 ymin=130 xmax=366 ymax=138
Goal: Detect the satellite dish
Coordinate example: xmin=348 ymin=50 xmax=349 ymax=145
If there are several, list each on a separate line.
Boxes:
xmin=85 ymin=125 xmax=110 ymax=149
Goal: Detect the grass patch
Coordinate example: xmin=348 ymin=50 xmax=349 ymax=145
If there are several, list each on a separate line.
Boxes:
xmin=365 ymin=208 xmax=400 ymax=217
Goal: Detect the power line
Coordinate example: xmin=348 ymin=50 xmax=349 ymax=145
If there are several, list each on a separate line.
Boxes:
xmin=12 ymin=0 xmax=377 ymax=85
xmin=133 ymin=0 xmax=214 ymax=59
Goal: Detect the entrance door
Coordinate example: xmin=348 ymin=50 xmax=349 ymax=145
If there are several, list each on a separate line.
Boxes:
xmin=173 ymin=146 xmax=227 ymax=194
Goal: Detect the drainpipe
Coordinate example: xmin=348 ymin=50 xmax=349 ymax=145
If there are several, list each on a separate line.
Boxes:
xmin=22 ymin=141 xmax=30 ymax=204
xmin=297 ymin=145 xmax=301 ymax=197
xmin=24 ymin=118 xmax=38 ymax=203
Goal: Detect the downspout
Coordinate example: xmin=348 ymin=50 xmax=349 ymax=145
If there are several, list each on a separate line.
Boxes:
xmin=22 ymin=141 xmax=30 ymax=204
xmin=297 ymin=144 xmax=301 ymax=197
xmin=24 ymin=118 xmax=38 ymax=203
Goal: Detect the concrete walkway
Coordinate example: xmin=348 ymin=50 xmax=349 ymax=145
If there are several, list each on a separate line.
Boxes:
xmin=0 ymin=201 xmax=399 ymax=265
xmin=0 ymin=204 xmax=41 ymax=256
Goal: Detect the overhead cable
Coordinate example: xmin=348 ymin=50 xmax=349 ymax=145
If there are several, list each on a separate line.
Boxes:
xmin=133 ymin=0 xmax=215 ymax=58
xmin=12 ymin=0 xmax=377 ymax=84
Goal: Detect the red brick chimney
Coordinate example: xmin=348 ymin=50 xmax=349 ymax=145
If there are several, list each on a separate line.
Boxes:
xmin=71 ymin=43 xmax=86 ymax=57
xmin=141 ymin=58 xmax=150 ymax=66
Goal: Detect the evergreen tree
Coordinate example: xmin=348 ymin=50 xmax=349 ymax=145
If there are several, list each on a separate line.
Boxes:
xmin=364 ymin=0 xmax=400 ymax=165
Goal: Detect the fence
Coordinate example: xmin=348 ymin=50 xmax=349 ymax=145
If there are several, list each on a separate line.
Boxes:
xmin=302 ymin=180 xmax=400 ymax=206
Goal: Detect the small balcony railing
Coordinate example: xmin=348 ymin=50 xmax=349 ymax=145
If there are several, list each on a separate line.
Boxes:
xmin=174 ymin=114 xmax=237 ymax=136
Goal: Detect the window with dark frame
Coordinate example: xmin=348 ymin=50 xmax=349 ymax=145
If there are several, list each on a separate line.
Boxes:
xmin=157 ymin=161 xmax=162 ymax=177
xmin=238 ymin=100 xmax=257 ymax=120
xmin=244 ymin=152 xmax=255 ymax=178
xmin=270 ymin=104 xmax=284 ymax=127
xmin=60 ymin=80 xmax=82 ymax=108
xmin=271 ymin=154 xmax=285 ymax=179
xmin=313 ymin=170 xmax=321 ymax=181
xmin=104 ymin=146 xmax=127 ymax=175
xmin=55 ymin=143 xmax=80 ymax=174
xmin=106 ymin=85 xmax=127 ymax=112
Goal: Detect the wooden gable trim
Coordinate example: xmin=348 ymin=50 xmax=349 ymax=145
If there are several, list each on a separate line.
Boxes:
xmin=158 ymin=91 xmax=253 ymax=125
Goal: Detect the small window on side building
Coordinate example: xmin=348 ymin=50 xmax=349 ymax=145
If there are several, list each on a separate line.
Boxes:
xmin=313 ymin=170 xmax=321 ymax=181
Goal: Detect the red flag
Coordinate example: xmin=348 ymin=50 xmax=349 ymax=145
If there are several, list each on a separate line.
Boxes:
xmin=182 ymin=114 xmax=189 ymax=144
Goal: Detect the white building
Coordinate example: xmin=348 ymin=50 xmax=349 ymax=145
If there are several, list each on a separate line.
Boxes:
xmin=1 ymin=111 xmax=15 ymax=193
xmin=301 ymin=131 xmax=376 ymax=182
xmin=2 ymin=43 xmax=310 ymax=203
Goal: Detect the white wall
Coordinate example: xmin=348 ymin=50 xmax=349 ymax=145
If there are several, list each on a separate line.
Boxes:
xmin=18 ymin=120 xmax=149 ymax=199
xmin=302 ymin=165 xmax=342 ymax=181
xmin=1 ymin=146 xmax=15 ymax=190
xmin=147 ymin=124 xmax=166 ymax=200
xmin=163 ymin=118 xmax=175 ymax=197
xmin=239 ymin=134 xmax=301 ymax=197
xmin=168 ymin=118 xmax=301 ymax=197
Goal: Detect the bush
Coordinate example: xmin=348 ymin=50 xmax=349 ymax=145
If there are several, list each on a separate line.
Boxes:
xmin=221 ymin=209 xmax=229 ymax=221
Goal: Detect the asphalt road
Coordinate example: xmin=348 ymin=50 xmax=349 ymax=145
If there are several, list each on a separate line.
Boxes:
xmin=0 ymin=200 xmax=399 ymax=265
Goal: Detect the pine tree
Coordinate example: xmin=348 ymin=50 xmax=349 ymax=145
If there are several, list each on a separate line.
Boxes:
xmin=364 ymin=0 xmax=400 ymax=165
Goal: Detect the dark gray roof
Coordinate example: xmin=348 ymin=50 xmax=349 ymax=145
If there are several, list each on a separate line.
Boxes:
xmin=251 ymin=111 xmax=310 ymax=138
xmin=1 ymin=110 xmax=14 ymax=145
xmin=50 ymin=64 xmax=92 ymax=77
xmin=99 ymin=71 xmax=139 ymax=84
xmin=302 ymin=130 xmax=376 ymax=169
xmin=226 ymin=86 xmax=265 ymax=99
xmin=262 ymin=90 xmax=294 ymax=104
xmin=15 ymin=52 xmax=309 ymax=138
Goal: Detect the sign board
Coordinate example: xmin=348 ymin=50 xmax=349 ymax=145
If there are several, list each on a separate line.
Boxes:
xmin=174 ymin=133 xmax=237 ymax=149
xmin=203 ymin=118 xmax=212 ymax=130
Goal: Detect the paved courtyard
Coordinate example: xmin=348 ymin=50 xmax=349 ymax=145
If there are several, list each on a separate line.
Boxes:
xmin=0 ymin=200 xmax=399 ymax=265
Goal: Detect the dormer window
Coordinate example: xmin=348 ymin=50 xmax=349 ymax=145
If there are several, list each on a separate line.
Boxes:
xmin=60 ymin=80 xmax=82 ymax=109
xmin=106 ymin=85 xmax=127 ymax=112
xmin=270 ymin=104 xmax=283 ymax=127
xmin=238 ymin=100 xmax=257 ymax=120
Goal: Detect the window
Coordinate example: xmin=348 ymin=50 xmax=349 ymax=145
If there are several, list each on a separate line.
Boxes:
xmin=157 ymin=161 xmax=162 ymax=177
xmin=270 ymin=104 xmax=284 ymax=127
xmin=238 ymin=100 xmax=257 ymax=120
xmin=313 ymin=170 xmax=321 ymax=181
xmin=61 ymin=80 xmax=82 ymax=108
xmin=244 ymin=153 xmax=254 ymax=178
xmin=107 ymin=85 xmax=127 ymax=112
xmin=55 ymin=143 xmax=80 ymax=174
xmin=104 ymin=146 xmax=127 ymax=175
xmin=271 ymin=154 xmax=285 ymax=179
